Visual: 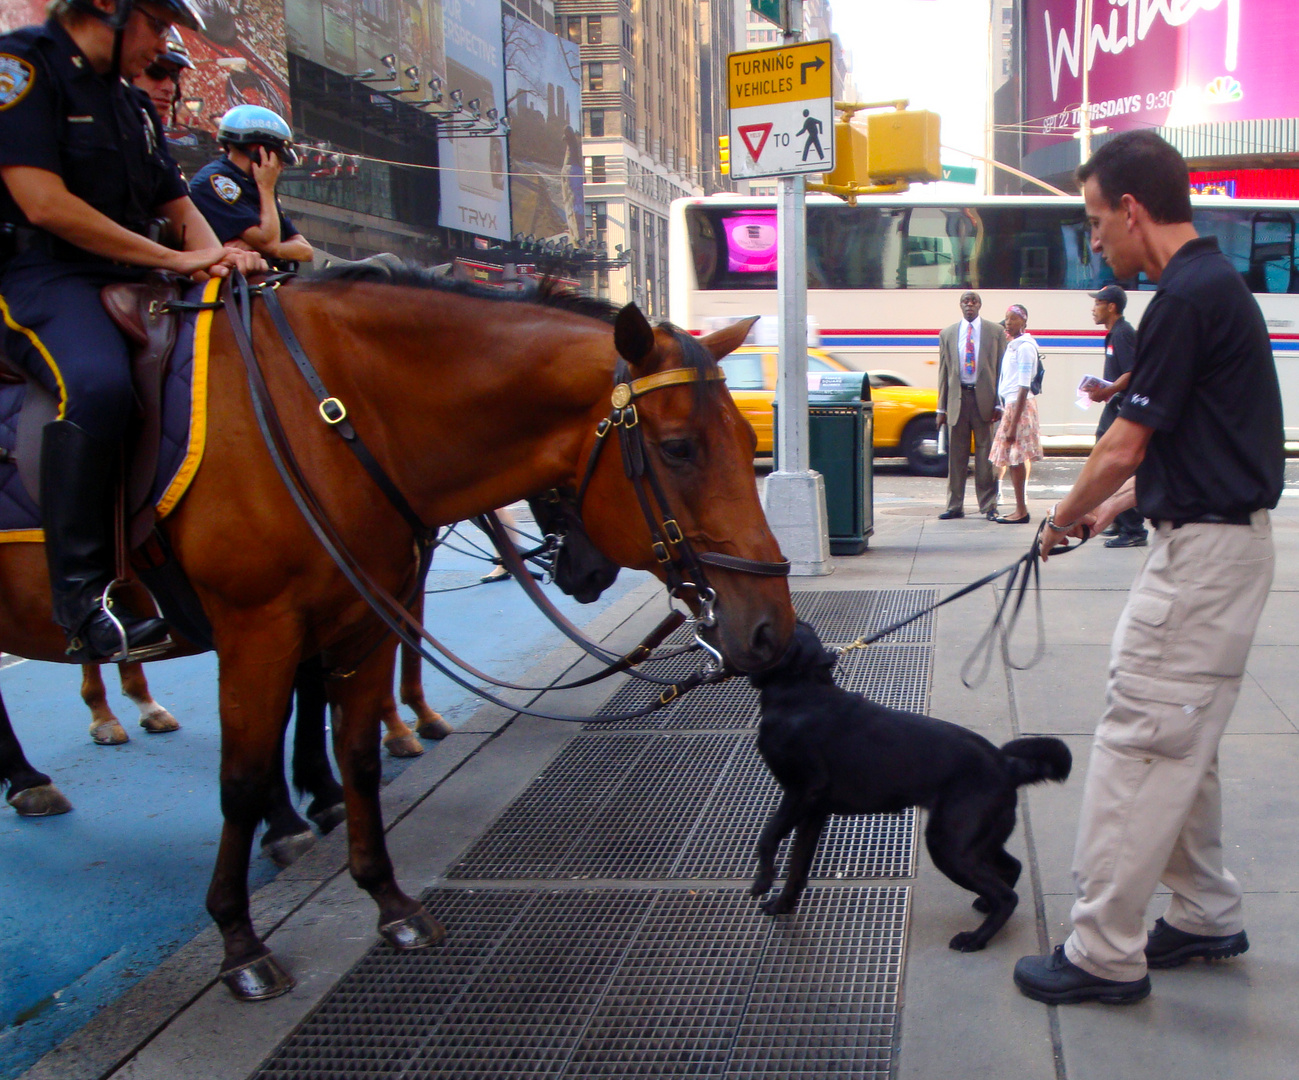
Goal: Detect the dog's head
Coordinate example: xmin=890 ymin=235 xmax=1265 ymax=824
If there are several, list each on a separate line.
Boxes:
xmin=748 ymin=620 xmax=838 ymax=689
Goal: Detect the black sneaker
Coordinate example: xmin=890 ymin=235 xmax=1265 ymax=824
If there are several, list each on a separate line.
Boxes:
xmin=1013 ymin=945 xmax=1151 ymax=1005
xmin=1104 ymin=533 xmax=1148 ymax=548
xmin=1144 ymin=918 xmax=1249 ymax=969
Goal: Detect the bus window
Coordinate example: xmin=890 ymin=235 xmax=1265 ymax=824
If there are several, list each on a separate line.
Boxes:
xmin=902 ymin=208 xmax=975 ymax=288
xmin=806 ymin=205 xmax=906 ymax=289
xmin=1248 ymin=212 xmax=1297 ymax=294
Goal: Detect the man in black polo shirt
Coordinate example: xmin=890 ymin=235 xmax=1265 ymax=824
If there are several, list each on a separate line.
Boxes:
xmin=1013 ymin=131 xmax=1283 ymax=1006
xmin=1086 ymin=284 xmax=1147 ymax=547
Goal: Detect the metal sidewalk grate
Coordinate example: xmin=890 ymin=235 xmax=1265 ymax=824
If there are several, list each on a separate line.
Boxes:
xmin=448 ymin=734 xmax=916 ymax=882
xmin=793 ymin=588 xmax=938 ymax=643
xmin=252 ymin=886 xmax=910 ymax=1080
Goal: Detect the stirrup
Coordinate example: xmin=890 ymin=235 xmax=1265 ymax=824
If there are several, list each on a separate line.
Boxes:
xmin=65 ymin=582 xmax=172 ymax=663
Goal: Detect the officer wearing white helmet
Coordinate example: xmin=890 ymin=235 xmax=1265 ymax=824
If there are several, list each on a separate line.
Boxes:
xmin=133 ymin=26 xmax=190 ymax=123
xmin=0 ymin=0 xmax=266 ymax=661
xmin=188 ymin=104 xmax=314 ymax=268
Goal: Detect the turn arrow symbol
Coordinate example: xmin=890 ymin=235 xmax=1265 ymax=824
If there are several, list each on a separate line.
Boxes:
xmin=800 ymin=55 xmax=825 ymax=84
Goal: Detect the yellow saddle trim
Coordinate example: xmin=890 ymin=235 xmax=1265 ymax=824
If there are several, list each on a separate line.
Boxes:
xmin=156 ymin=275 xmax=220 ymax=519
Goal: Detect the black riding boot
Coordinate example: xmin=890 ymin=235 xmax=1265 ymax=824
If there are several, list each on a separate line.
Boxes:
xmin=40 ymin=420 xmax=168 ymax=660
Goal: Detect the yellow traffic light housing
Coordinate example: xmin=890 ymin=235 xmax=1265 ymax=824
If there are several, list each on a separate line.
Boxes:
xmin=867 ymin=109 xmax=941 ymax=183
xmin=808 ymin=101 xmax=942 ymax=202
xmin=718 ymin=135 xmax=731 ymax=176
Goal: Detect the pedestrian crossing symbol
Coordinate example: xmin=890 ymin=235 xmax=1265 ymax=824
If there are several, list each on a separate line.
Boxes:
xmin=727 ymin=40 xmax=834 ymax=179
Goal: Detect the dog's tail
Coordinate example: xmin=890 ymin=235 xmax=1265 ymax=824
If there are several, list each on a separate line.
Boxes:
xmin=1000 ymin=736 xmax=1072 ymax=787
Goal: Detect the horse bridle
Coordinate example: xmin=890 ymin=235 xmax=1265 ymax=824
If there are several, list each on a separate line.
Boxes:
xmin=218 ymin=272 xmax=787 ymax=719
xmin=572 ymin=356 xmax=790 ymax=663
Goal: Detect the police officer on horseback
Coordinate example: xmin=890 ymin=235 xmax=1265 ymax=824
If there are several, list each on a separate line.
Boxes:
xmin=132 ymin=26 xmax=190 ymax=127
xmin=0 ymin=0 xmax=265 ymax=662
xmin=189 ymin=104 xmax=314 ymax=269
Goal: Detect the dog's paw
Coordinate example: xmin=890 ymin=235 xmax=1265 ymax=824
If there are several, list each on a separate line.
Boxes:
xmin=972 ymin=897 xmax=991 ymax=914
xmin=759 ymin=896 xmax=794 ymax=916
xmin=750 ymin=875 xmax=775 ymax=898
xmin=948 ymin=931 xmax=988 ymax=952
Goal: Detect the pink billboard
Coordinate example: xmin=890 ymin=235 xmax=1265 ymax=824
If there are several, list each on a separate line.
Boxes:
xmin=1024 ymin=0 xmax=1299 ymax=153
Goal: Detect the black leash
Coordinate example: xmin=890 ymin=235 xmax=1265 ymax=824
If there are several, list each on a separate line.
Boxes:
xmin=835 ymin=521 xmax=1090 ymax=689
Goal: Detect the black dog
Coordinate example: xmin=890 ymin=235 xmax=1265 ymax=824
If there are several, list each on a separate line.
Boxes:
xmin=750 ymin=622 xmax=1071 ymax=952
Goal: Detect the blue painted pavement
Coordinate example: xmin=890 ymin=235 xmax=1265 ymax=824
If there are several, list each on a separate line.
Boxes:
xmin=0 ymin=518 xmax=649 ymax=1078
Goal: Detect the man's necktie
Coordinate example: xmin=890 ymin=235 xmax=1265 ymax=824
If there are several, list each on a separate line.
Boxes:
xmin=962 ymin=324 xmax=976 ymax=381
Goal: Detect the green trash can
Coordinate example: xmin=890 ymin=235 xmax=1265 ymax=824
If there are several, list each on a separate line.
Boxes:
xmin=773 ymin=373 xmax=874 ymax=554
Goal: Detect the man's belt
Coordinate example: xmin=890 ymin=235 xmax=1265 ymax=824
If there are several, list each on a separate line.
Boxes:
xmin=1155 ymin=512 xmax=1255 ymax=529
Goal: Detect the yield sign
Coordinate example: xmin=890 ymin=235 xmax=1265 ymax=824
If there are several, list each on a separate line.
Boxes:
xmin=738 ymin=123 xmax=773 ymax=161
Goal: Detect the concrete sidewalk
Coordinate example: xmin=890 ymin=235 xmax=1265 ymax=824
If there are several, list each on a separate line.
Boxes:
xmin=19 ymin=484 xmax=1299 ymax=1080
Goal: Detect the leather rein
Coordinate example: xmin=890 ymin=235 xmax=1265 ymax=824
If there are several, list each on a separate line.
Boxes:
xmin=218 ymin=271 xmax=788 ymax=722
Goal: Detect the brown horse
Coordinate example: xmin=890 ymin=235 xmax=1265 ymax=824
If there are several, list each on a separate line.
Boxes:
xmin=0 ymin=270 xmax=794 ymax=999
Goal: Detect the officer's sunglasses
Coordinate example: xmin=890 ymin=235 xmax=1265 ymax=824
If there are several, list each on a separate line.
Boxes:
xmin=143 ymin=62 xmax=181 ymax=83
xmin=135 ymin=8 xmax=173 ymax=38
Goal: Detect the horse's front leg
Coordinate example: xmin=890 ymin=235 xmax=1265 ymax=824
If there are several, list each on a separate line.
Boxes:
xmin=331 ymin=639 xmax=445 ymax=951
xmin=118 ymin=661 xmax=180 ymax=734
xmin=0 ymin=687 xmax=71 ymax=816
xmin=207 ymin=646 xmax=299 ymax=1001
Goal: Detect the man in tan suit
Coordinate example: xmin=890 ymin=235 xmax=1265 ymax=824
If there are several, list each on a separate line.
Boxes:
xmin=936 ymin=291 xmax=1008 ymax=518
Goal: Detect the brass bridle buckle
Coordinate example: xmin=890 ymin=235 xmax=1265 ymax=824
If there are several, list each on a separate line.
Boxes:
xmin=319 ymin=397 xmax=347 ymax=425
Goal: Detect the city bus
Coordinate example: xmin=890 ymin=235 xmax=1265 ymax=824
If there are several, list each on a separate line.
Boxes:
xmin=669 ymin=193 xmax=1299 ymax=441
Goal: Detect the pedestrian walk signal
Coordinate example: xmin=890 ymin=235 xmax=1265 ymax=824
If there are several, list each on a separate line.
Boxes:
xmin=719 ymin=135 xmax=730 ymax=176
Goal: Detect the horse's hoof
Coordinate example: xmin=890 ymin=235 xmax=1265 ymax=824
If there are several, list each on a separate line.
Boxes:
xmin=220 ymin=953 xmax=296 ymax=1001
xmin=383 ymin=731 xmax=425 ymax=758
xmin=308 ymin=802 xmax=347 ymax=835
xmin=89 ymin=718 xmax=129 ymax=745
xmin=8 ymin=784 xmax=73 ymax=817
xmin=378 ymin=908 xmax=446 ymax=951
xmin=261 ymin=828 xmax=316 ymax=868
xmin=139 ymin=707 xmax=180 ymax=734
xmin=415 ymin=712 xmax=453 ymax=740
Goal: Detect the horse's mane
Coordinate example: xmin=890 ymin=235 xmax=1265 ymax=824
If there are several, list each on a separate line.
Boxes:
xmin=307 ymin=258 xmax=622 ymax=325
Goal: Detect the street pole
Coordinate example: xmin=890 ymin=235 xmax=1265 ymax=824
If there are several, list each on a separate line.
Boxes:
xmin=759 ymin=1 xmax=831 ymax=576
xmin=1079 ymin=0 xmax=1093 ymax=162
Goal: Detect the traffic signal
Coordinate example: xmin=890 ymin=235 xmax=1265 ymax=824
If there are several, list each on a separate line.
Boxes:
xmin=718 ymin=135 xmax=730 ymax=176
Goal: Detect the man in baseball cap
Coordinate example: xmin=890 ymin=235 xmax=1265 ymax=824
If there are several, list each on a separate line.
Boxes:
xmin=1087 ymin=283 xmax=1147 ymax=546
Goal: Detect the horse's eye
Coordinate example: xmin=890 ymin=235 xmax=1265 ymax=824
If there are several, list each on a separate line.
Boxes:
xmin=660 ymin=438 xmax=696 ymax=465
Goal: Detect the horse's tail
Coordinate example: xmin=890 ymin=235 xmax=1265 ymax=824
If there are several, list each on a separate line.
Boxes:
xmin=1000 ymin=736 xmax=1072 ymax=787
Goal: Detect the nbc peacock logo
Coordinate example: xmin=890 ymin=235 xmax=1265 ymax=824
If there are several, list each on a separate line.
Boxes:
xmin=1205 ymin=76 xmax=1243 ymax=104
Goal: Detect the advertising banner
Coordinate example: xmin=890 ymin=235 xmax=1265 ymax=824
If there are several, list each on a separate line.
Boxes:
xmin=1024 ymin=0 xmax=1299 ymax=152
xmin=0 ymin=0 xmax=291 ymax=134
xmin=438 ymin=0 xmax=509 ymax=239
xmin=503 ymin=14 xmax=582 ymax=243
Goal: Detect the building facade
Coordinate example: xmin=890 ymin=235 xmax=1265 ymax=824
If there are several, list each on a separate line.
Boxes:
xmin=557 ymin=0 xmax=705 ymax=314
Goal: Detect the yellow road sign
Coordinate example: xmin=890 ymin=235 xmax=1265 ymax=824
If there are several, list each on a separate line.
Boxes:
xmin=728 ymin=39 xmax=832 ymax=110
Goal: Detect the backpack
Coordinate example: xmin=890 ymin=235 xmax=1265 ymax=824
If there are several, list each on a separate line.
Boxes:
xmin=1030 ymin=354 xmax=1045 ymax=396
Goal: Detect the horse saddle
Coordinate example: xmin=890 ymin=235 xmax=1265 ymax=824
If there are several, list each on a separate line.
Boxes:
xmin=0 ymin=270 xmax=187 ymax=552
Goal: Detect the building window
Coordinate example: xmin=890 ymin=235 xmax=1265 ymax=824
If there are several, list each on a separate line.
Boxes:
xmin=622 ymin=20 xmax=633 ymax=51
xmin=623 ymin=109 xmax=636 ymax=140
xmin=587 ymin=109 xmax=605 ymax=137
xmin=588 ymin=62 xmax=603 ymax=91
xmin=590 ymin=156 xmax=606 ymax=183
xmin=586 ymin=16 xmax=602 ymax=43
xmin=566 ymin=16 xmax=581 ymax=43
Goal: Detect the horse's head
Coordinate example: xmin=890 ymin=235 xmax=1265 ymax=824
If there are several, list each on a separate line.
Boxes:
xmin=575 ymin=303 xmax=795 ymax=673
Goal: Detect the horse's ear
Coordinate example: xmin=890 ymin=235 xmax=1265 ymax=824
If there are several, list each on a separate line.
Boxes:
xmin=699 ymin=316 xmax=759 ymax=361
xmin=614 ymin=303 xmax=656 ymax=366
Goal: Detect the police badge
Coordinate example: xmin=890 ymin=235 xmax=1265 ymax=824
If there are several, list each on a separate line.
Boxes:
xmin=212 ymin=174 xmax=241 ymax=204
xmin=0 ymin=54 xmax=35 ymax=111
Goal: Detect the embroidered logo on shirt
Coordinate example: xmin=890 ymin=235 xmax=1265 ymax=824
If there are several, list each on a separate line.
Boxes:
xmin=212 ymin=174 xmax=241 ymax=204
xmin=1129 ymin=394 xmax=1150 ymax=408
xmin=0 ymin=55 xmax=35 ymax=111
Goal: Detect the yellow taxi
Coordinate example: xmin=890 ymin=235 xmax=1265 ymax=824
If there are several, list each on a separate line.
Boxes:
xmin=719 ymin=346 xmax=946 ymax=475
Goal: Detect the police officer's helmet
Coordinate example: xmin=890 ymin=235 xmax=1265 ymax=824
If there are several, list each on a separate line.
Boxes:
xmin=217 ymin=104 xmax=299 ymax=166
xmin=68 ymin=0 xmax=206 ymax=33
xmin=159 ymin=27 xmax=193 ymax=71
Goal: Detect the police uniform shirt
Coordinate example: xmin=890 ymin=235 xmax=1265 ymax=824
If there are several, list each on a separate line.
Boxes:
xmin=0 ymin=18 xmax=186 ymax=246
xmin=1118 ymin=235 xmax=1284 ymax=521
xmin=188 ymin=156 xmax=299 ymax=247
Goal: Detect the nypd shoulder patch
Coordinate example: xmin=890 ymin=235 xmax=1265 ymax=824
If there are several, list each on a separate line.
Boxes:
xmin=0 ymin=54 xmax=35 ymax=111
xmin=212 ymin=174 xmax=241 ymax=204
